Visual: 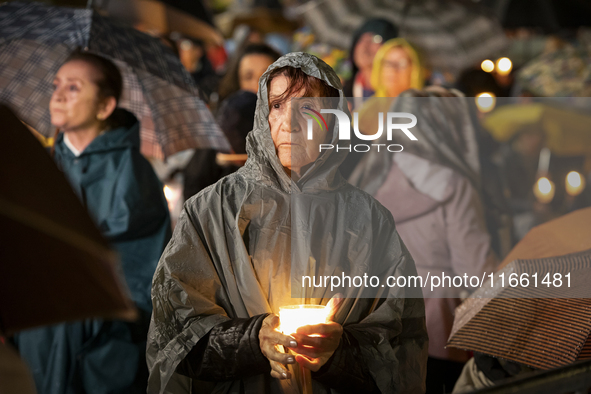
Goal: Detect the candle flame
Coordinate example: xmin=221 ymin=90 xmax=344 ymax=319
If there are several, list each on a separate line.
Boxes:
xmin=279 ymin=305 xmax=329 ymax=335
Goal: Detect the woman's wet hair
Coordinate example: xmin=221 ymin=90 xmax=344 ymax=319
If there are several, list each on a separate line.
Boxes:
xmin=218 ymin=43 xmax=281 ymax=101
xmin=266 ymin=66 xmax=339 ymax=109
xmin=64 ymin=50 xmax=124 ymax=128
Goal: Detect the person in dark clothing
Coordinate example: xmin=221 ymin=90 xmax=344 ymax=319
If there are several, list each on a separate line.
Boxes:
xmin=183 ymin=44 xmax=279 ymax=201
xmin=14 ymin=52 xmax=171 ymax=394
xmin=218 ymin=43 xmax=281 ymax=102
xmin=178 ymin=36 xmax=219 ymax=103
xmin=455 ymin=68 xmax=505 ymax=98
xmin=183 ymin=90 xmax=257 ymax=201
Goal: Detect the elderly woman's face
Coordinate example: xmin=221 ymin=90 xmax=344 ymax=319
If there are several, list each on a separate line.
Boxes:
xmin=268 ymin=74 xmax=328 ymax=176
xmin=50 ymin=60 xmax=106 ymax=132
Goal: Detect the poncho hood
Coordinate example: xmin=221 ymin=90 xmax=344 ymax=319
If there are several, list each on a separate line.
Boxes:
xmin=242 ymin=52 xmax=351 ymax=193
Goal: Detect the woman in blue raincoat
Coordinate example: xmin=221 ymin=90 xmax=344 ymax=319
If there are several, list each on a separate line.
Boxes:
xmin=15 ymin=52 xmax=171 ymax=394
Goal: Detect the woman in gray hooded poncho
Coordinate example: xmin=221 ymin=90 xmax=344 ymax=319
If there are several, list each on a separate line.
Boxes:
xmin=146 ymin=53 xmax=428 ymax=394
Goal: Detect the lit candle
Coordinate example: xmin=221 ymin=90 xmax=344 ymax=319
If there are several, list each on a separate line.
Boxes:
xmin=279 ymin=305 xmax=329 ymax=335
xmin=278 ymin=305 xmax=329 ymax=394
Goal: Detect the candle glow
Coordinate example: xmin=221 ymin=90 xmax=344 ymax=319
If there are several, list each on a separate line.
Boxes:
xmin=475 ymin=92 xmax=496 ymax=113
xmin=496 ymin=57 xmax=512 ymax=75
xmin=481 ymin=59 xmax=494 ymax=73
xmin=279 ymin=305 xmax=329 ymax=335
xmin=566 ymin=171 xmax=585 ymax=196
xmin=534 ymin=177 xmax=555 ymax=203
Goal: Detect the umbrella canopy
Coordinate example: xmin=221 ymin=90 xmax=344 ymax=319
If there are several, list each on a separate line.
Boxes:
xmin=296 ymin=0 xmax=507 ymax=77
xmin=0 ymin=1 xmax=231 ymax=159
xmin=447 ymin=209 xmax=591 ymax=370
xmin=499 ymin=207 xmax=591 ymax=269
xmin=0 ymin=105 xmax=136 ymax=336
xmin=482 ymin=103 xmax=591 ymax=156
xmin=448 ymin=285 xmax=591 ymax=370
xmin=517 ymin=45 xmax=591 ymax=97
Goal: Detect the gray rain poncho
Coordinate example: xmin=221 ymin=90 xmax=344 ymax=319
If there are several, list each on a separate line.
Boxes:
xmin=146 ymin=53 xmax=428 ymax=394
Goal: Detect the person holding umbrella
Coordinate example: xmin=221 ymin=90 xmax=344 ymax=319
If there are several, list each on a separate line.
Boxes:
xmin=15 ymin=51 xmax=171 ymax=394
xmin=146 ymin=52 xmax=428 ymax=394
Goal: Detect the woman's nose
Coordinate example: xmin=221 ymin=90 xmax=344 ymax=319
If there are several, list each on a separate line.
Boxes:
xmin=280 ymin=114 xmax=293 ymax=133
xmin=279 ymin=104 xmax=295 ymax=133
xmin=51 ymin=87 xmax=65 ymax=102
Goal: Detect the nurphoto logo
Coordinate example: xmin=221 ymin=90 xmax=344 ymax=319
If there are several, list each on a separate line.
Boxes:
xmin=305 ymin=109 xmax=418 ymax=152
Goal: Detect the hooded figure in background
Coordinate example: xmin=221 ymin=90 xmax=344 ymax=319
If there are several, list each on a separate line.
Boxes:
xmin=183 ymin=90 xmax=257 ymax=201
xmin=342 ymin=18 xmax=399 ymax=99
xmin=147 ymin=53 xmax=428 ymax=394
xmin=52 ymin=110 xmax=171 ymax=314
xmin=16 ymin=109 xmax=171 ymax=394
xmin=15 ymin=52 xmax=171 ymax=394
xmin=349 ymin=89 xmax=498 ymax=394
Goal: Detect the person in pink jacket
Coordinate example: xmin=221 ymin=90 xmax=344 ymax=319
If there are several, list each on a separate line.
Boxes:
xmin=349 ymin=88 xmax=500 ymax=394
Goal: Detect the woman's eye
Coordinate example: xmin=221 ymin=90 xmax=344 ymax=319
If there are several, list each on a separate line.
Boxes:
xmin=68 ymin=84 xmax=79 ymax=92
xmin=273 ymin=103 xmax=281 ymax=109
xmin=52 ymin=84 xmax=57 ymax=91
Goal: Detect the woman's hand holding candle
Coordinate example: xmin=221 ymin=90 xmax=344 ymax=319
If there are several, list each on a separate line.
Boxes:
xmin=259 ymin=314 xmax=298 ymax=379
xmin=290 ymin=321 xmax=343 ymax=371
xmin=289 ymin=296 xmax=344 ymax=372
xmin=260 ymin=296 xmax=344 ymax=379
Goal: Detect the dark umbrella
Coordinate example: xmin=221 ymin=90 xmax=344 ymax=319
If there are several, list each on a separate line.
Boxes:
xmin=0 ymin=105 xmax=136 ymax=336
xmin=0 ymin=1 xmax=231 ymax=159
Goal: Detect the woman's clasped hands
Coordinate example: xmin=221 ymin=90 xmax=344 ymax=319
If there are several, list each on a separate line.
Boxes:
xmin=258 ymin=296 xmax=344 ymax=379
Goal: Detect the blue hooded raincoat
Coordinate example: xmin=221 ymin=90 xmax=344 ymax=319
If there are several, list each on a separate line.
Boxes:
xmin=15 ymin=109 xmax=171 ymax=394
